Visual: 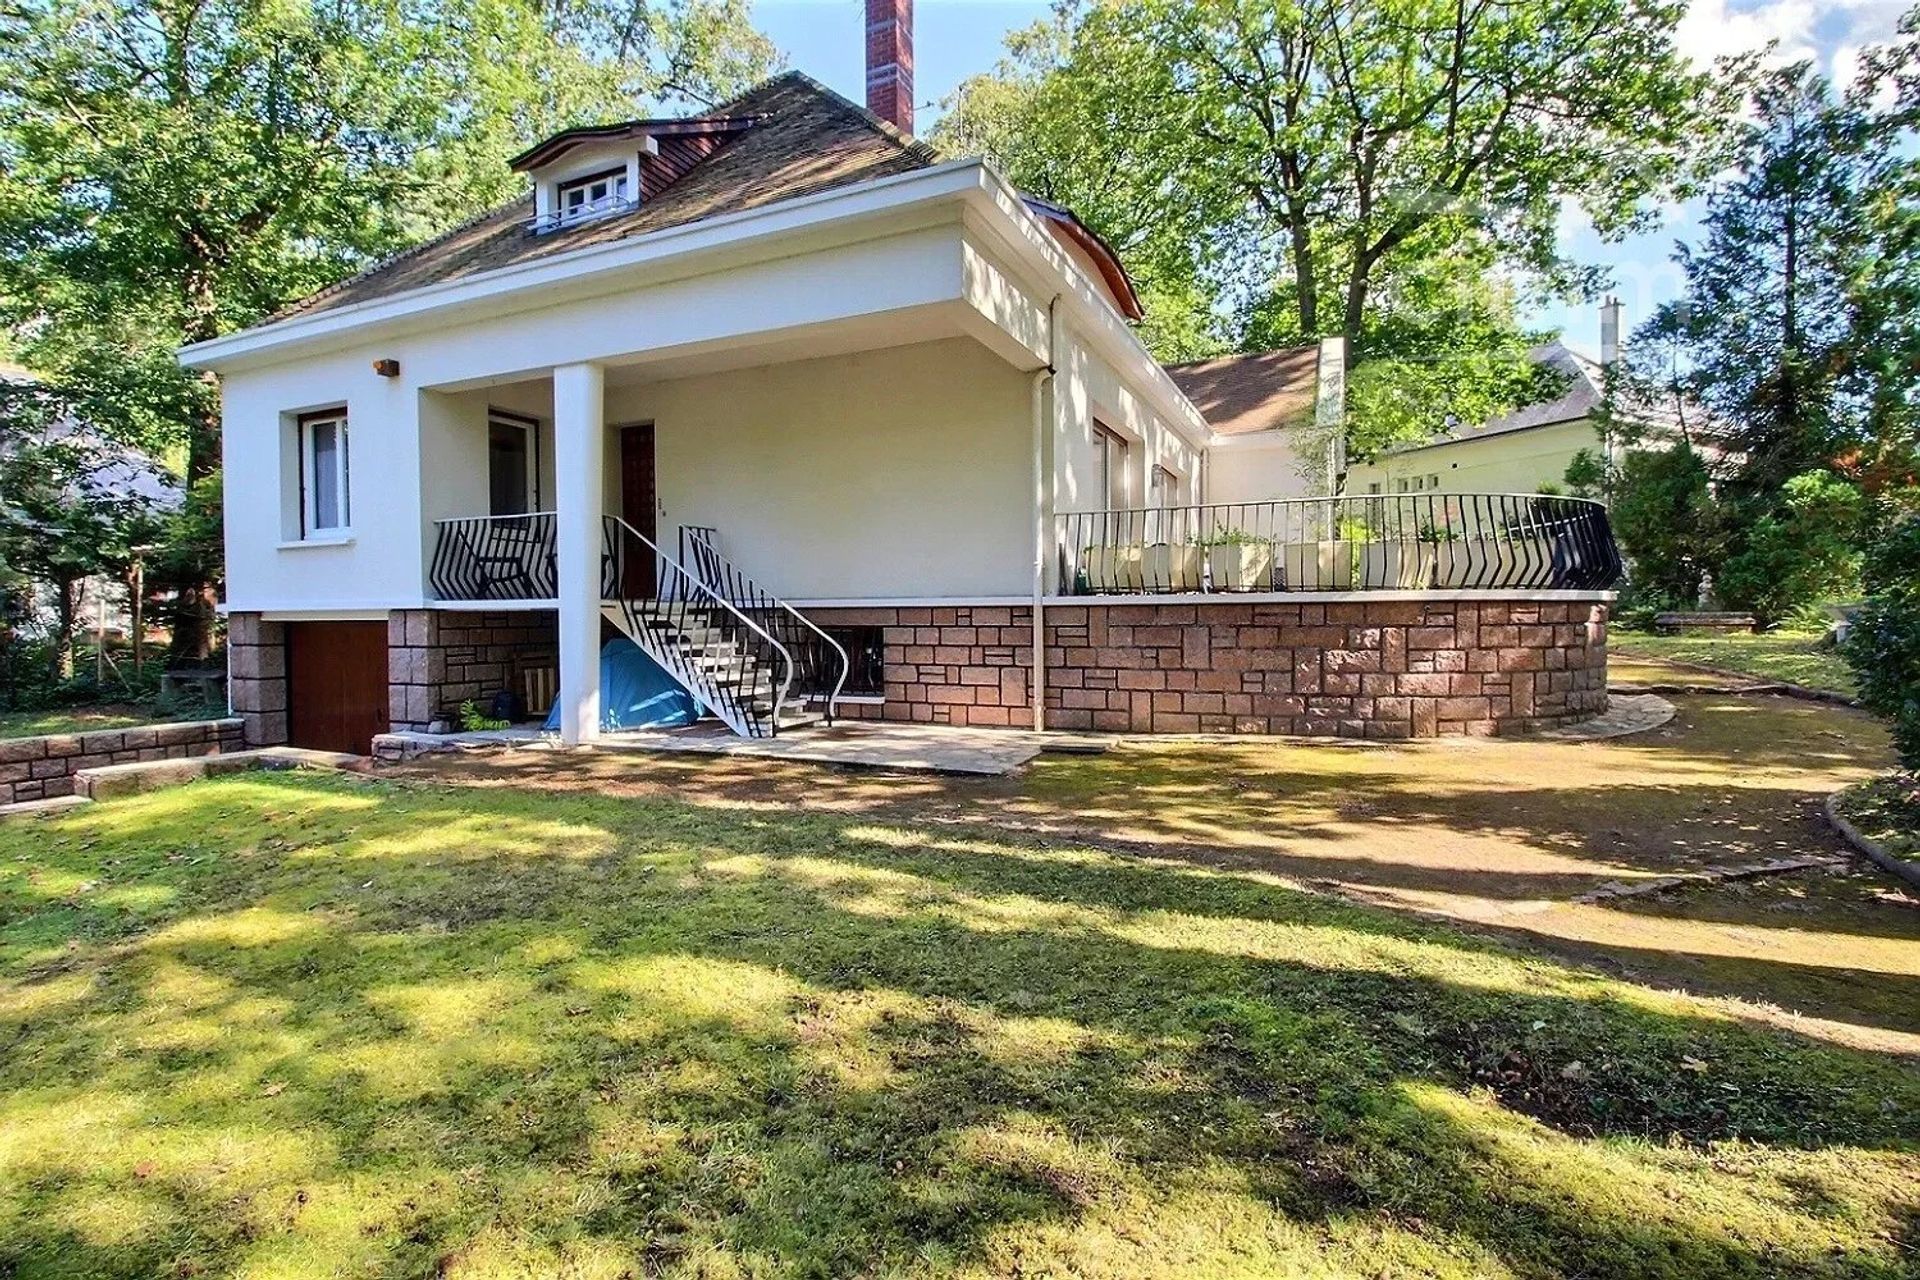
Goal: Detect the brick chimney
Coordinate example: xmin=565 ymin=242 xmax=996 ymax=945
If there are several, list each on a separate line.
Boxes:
xmin=865 ymin=0 xmax=913 ymax=134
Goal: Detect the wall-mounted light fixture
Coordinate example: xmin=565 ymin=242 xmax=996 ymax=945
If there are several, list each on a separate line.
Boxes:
xmin=373 ymin=358 xmax=400 ymax=378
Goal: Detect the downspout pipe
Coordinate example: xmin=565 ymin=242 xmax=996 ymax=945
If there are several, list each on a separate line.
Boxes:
xmin=1031 ymin=294 xmax=1060 ymax=733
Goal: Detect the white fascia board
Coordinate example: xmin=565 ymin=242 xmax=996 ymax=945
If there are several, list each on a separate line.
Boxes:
xmin=955 ymin=175 xmax=1213 ymax=452
xmin=179 ymin=159 xmax=991 ymax=373
xmin=1207 ymin=428 xmax=1315 ymax=453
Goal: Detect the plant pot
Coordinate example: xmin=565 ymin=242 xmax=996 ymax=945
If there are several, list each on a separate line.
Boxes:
xmin=1143 ymin=542 xmax=1204 ymax=591
xmin=1207 ymin=541 xmax=1276 ymax=591
xmin=1082 ymin=543 xmax=1144 ymax=593
xmin=1432 ymin=541 xmax=1478 ymax=588
xmin=1282 ymin=540 xmax=1353 ymax=590
xmin=1433 ymin=537 xmax=1555 ymax=588
xmin=1359 ymin=543 xmax=1438 ymax=589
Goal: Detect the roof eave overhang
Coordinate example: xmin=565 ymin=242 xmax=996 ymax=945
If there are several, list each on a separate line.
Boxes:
xmin=1021 ymin=197 xmax=1146 ymax=322
xmin=178 ymin=159 xmax=994 ymax=372
xmin=178 ymin=157 xmax=1212 ymax=451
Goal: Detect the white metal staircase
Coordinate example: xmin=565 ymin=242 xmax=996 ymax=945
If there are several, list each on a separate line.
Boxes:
xmin=600 ymin=517 xmax=847 ymax=738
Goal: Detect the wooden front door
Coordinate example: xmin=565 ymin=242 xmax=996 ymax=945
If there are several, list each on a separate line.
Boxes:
xmin=618 ymin=423 xmax=657 ymax=598
xmin=286 ymin=620 xmax=389 ymax=755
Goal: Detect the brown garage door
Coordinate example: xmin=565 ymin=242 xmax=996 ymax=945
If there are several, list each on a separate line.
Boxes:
xmin=286 ymin=620 xmax=389 ymax=755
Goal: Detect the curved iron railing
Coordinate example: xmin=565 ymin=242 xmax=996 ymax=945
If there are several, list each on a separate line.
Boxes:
xmin=1057 ymin=493 xmax=1623 ymax=595
xmin=429 ymin=512 xmax=558 ymax=601
xmin=679 ymin=525 xmax=850 ymax=725
xmin=602 ymin=516 xmax=795 ymax=737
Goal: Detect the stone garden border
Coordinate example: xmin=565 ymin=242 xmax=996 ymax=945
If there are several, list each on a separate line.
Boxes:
xmin=1824 ymin=788 xmax=1920 ymax=892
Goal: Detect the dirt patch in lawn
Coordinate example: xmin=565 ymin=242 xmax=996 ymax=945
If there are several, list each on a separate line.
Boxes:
xmin=393 ymin=661 xmax=1918 ymax=1056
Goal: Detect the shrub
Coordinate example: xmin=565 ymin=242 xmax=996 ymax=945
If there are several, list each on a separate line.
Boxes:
xmin=1716 ymin=470 xmax=1865 ymax=625
xmin=1611 ymin=444 xmax=1720 ymax=606
xmin=1843 ymin=513 xmax=1920 ymax=768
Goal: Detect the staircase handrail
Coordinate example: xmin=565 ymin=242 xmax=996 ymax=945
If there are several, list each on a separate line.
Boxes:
xmin=602 ymin=515 xmax=797 ymax=735
xmin=680 ymin=525 xmax=850 ymax=724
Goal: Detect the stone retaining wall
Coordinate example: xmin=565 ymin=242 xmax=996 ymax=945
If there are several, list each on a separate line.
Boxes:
xmin=809 ymin=605 xmax=1034 ymax=727
xmin=387 ymin=609 xmax=558 ymax=732
xmin=808 ymin=596 xmax=1608 ymax=738
xmin=0 ymin=718 xmax=245 ymax=804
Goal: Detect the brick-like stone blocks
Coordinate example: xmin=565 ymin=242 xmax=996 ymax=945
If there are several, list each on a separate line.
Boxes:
xmin=811 ymin=598 xmax=1609 ymax=739
xmin=387 ymin=609 xmax=558 ymax=732
xmin=228 ymin=612 xmax=288 ymax=746
xmin=0 ymin=717 xmax=244 ymax=804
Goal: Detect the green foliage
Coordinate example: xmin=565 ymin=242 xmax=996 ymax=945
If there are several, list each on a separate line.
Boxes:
xmin=458 ymin=699 xmax=511 ymax=732
xmin=1714 ymin=470 xmax=1866 ymax=622
xmin=1843 ymin=513 xmax=1920 ymax=768
xmin=0 ymin=377 xmax=168 ymax=679
xmin=1624 ymin=48 xmax=1920 ymax=626
xmin=0 ymin=0 xmax=775 ymax=657
xmin=937 ymin=0 xmax=1734 ymax=446
xmin=1611 ymin=444 xmax=1720 ymax=609
xmin=1563 ymin=448 xmax=1608 ymax=499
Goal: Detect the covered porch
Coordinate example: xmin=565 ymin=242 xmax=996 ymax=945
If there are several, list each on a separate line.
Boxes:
xmin=408 ymin=318 xmax=1044 ymax=747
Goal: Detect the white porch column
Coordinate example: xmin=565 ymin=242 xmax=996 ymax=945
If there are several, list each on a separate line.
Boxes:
xmin=553 ymin=361 xmax=606 ymax=746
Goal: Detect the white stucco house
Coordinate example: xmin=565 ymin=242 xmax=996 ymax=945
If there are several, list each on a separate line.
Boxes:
xmin=181 ymin=34 xmax=1622 ymax=755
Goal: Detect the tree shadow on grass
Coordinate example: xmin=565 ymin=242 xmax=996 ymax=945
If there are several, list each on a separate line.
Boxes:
xmin=0 ymin=773 xmax=1915 ymax=1278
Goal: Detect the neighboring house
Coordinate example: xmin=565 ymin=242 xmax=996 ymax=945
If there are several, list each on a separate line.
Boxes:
xmin=0 ymin=360 xmax=180 ymax=644
xmin=1164 ymin=339 xmax=1347 ymax=503
xmin=1343 ymin=303 xmax=1648 ymax=498
xmin=180 ymin=2 xmax=1621 ymax=754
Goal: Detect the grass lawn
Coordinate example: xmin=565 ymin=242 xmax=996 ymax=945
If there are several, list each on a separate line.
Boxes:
xmin=2 ymin=769 xmax=1916 ymax=1278
xmin=1838 ymin=772 xmax=1920 ymax=864
xmin=0 ymin=705 xmax=161 ymax=739
xmin=1612 ymin=627 xmax=1857 ymax=697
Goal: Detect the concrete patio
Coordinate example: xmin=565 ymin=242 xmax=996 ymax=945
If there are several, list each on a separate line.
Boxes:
xmin=372 ymin=719 xmax=1076 ymax=776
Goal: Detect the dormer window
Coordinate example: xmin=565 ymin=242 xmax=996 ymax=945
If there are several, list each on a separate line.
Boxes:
xmin=511 ymin=115 xmax=759 ymax=235
xmin=557 ymin=168 xmax=631 ymax=224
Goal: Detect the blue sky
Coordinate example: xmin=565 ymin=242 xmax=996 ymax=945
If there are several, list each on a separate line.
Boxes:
xmin=754 ymin=0 xmax=1909 ymax=356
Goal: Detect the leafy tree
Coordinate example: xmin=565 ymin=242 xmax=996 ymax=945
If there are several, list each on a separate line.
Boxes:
xmin=0 ymin=378 xmax=167 ymax=679
xmin=1630 ymin=51 xmax=1920 ymax=622
xmin=938 ymin=0 xmax=1735 ymax=444
xmin=1713 ymin=470 xmax=1866 ymax=623
xmin=1844 ymin=512 xmax=1920 ymax=768
xmin=0 ymin=0 xmax=774 ymax=660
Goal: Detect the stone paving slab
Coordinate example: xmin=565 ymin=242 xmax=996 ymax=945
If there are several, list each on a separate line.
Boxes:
xmin=1532 ymin=693 xmax=1675 ymax=742
xmin=590 ymin=721 xmax=1046 ymax=775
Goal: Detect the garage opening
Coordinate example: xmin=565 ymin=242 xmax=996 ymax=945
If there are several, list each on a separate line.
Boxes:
xmin=286 ymin=620 xmax=389 ymax=755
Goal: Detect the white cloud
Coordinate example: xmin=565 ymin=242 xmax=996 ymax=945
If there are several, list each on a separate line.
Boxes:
xmin=1675 ymin=0 xmax=1908 ymax=76
xmin=1675 ymin=0 xmax=1819 ymax=70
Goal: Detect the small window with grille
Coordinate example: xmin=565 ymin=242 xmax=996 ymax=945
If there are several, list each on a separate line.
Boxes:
xmin=825 ymin=626 xmax=885 ymax=696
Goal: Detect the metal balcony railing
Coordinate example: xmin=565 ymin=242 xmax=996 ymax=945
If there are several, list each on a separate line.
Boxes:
xmin=429 ymin=512 xmax=558 ymax=601
xmin=1057 ymin=493 xmax=1624 ymax=595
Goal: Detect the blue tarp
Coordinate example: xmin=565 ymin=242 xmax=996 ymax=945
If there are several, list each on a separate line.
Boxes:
xmin=544 ymin=636 xmax=701 ymax=732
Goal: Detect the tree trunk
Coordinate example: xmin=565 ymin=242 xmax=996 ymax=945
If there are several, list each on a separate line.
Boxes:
xmin=126 ymin=559 xmax=145 ymax=674
xmin=167 ymin=267 xmax=223 ymax=666
xmin=52 ymin=578 xmax=79 ymax=682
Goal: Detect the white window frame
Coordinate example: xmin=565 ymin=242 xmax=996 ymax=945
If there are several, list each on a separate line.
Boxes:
xmin=1094 ymin=423 xmax=1129 ymax=510
xmin=487 ymin=410 xmax=541 ymax=516
xmin=298 ymin=409 xmax=350 ymax=537
xmin=557 ymin=168 xmax=630 ymax=224
xmin=1148 ymin=463 xmax=1177 ymax=507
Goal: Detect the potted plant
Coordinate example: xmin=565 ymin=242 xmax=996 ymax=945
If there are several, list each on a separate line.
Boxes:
xmin=1424 ymin=523 xmax=1479 ymax=588
xmin=1143 ymin=540 xmax=1203 ymax=591
xmin=1082 ymin=542 xmax=1144 ymax=592
xmin=1199 ymin=527 xmax=1276 ymax=591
